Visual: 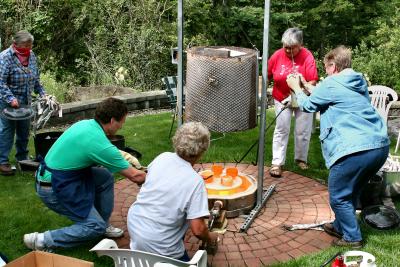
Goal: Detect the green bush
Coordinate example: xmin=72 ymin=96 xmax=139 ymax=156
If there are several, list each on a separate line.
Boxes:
xmin=352 ymin=15 xmax=400 ymax=94
xmin=40 ymin=72 xmax=73 ymax=103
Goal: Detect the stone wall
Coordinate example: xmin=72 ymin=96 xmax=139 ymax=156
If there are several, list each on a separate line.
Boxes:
xmin=47 ymin=90 xmax=169 ymax=126
xmin=46 ymin=89 xmax=400 ymax=139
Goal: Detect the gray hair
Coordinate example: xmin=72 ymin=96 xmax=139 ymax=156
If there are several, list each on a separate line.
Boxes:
xmin=13 ymin=30 xmax=34 ymax=45
xmin=324 ymin=45 xmax=352 ymax=72
xmin=281 ymin=27 xmax=303 ymax=46
xmin=173 ymin=122 xmax=210 ymax=162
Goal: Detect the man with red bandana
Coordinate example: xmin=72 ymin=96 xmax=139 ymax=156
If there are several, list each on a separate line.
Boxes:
xmin=0 ymin=30 xmax=46 ymax=175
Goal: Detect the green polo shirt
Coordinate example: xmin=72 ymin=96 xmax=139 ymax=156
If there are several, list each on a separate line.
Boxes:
xmin=37 ymin=119 xmax=130 ymax=182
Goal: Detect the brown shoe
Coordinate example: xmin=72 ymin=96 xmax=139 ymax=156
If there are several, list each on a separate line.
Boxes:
xmin=323 ymin=223 xmax=342 ymax=238
xmin=0 ymin=163 xmax=14 ymax=176
xmin=332 ymin=238 xmax=363 ymax=249
xmin=295 ymin=160 xmax=309 ymax=170
xmin=269 ymin=165 xmax=282 ymax=178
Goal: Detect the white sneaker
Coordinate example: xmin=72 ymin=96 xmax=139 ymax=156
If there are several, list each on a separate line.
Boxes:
xmin=23 ymin=232 xmax=44 ymax=251
xmin=105 ymin=225 xmax=124 ymax=238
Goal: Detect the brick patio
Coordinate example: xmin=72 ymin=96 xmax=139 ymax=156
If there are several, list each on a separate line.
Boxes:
xmin=110 ymin=163 xmax=336 ymax=266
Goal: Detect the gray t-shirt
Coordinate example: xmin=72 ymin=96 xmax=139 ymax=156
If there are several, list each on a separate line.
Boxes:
xmin=127 ymin=152 xmax=209 ymax=259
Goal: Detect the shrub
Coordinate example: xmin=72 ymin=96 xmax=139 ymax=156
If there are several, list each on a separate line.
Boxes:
xmin=40 ymin=72 xmax=73 ymax=103
xmin=352 ymin=15 xmax=400 ymax=94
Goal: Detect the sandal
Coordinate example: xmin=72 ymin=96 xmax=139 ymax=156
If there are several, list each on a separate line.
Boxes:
xmin=269 ymin=165 xmax=282 ymax=178
xmin=296 ymin=160 xmax=309 ymax=170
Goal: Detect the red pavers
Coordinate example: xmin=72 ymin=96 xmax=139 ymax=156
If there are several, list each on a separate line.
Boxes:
xmin=111 ymin=163 xmax=335 ymax=266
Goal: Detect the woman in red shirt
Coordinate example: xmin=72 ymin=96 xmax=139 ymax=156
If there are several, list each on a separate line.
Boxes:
xmin=268 ymin=28 xmax=318 ymax=177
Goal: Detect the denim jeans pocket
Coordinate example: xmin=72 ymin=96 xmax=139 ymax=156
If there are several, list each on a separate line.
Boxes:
xmin=37 ymin=185 xmax=58 ymax=206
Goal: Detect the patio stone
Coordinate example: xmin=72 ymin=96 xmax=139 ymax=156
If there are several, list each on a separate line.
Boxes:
xmin=110 ymin=163 xmax=335 ymax=266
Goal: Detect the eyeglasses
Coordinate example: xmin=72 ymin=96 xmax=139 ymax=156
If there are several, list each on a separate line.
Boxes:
xmin=325 ymin=63 xmax=335 ymax=69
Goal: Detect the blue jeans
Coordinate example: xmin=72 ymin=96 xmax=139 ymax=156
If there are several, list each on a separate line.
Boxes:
xmin=36 ymin=167 xmax=114 ymax=248
xmin=329 ymin=146 xmax=389 ymax=242
xmin=0 ymin=103 xmax=30 ymax=164
xmin=178 ymin=250 xmax=190 ymax=262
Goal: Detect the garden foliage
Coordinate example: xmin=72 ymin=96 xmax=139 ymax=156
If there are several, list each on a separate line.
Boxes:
xmin=0 ymin=0 xmax=399 ymax=97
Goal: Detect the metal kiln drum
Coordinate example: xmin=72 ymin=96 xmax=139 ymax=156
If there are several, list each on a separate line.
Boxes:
xmin=185 ymin=46 xmax=257 ymax=133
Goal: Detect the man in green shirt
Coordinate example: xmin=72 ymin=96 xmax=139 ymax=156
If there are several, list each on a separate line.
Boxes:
xmin=23 ymin=97 xmax=146 ymax=251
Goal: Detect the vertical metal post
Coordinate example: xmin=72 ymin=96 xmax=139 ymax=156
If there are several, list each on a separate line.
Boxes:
xmin=255 ymin=50 xmax=260 ymax=123
xmin=256 ymin=0 xmax=271 ymax=205
xmin=177 ymin=0 xmax=184 ymax=127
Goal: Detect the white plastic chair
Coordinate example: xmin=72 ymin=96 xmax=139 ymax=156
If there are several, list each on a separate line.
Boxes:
xmin=368 ymin=85 xmax=398 ymax=123
xmin=368 ymin=85 xmax=399 ymax=153
xmin=90 ymin=239 xmax=207 ymax=267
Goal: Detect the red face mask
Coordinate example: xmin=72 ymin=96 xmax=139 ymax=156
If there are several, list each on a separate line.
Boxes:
xmin=13 ymin=43 xmax=31 ymax=66
xmin=13 ymin=43 xmax=31 ymax=57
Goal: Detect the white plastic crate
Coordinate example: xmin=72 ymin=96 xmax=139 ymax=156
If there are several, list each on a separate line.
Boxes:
xmin=382 ymin=155 xmax=400 ymax=197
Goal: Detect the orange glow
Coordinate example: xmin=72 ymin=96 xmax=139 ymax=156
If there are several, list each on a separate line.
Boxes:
xmin=211 ymin=165 xmax=223 ymax=177
xmin=226 ymin=167 xmax=238 ymax=177
xmin=200 ymin=170 xmax=214 ymax=184
xmin=206 ymin=175 xmax=253 ymax=196
xmin=199 ymin=168 xmax=255 ymax=197
xmin=221 ymin=175 xmax=233 ymax=187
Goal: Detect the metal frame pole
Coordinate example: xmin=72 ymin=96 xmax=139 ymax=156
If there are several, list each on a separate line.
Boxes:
xmin=177 ymin=0 xmax=184 ymax=127
xmin=256 ymin=0 xmax=271 ymax=205
xmin=255 ymin=50 xmax=260 ymax=122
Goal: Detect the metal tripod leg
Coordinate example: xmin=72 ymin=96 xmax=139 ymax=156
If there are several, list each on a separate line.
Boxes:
xmin=234 ymin=105 xmax=288 ymax=165
xmin=168 ymin=107 xmax=177 ymax=139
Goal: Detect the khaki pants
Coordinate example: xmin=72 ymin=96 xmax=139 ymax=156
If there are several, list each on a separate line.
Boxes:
xmin=271 ymin=99 xmax=313 ymax=166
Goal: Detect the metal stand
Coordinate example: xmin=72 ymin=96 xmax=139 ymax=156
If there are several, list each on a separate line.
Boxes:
xmin=177 ymin=0 xmax=273 ymax=232
xmin=239 ymin=184 xmax=275 ymax=232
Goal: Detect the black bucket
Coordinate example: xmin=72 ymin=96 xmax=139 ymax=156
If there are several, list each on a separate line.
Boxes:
xmin=107 ymin=135 xmax=125 ymax=150
xmin=361 ymin=205 xmax=400 ymax=230
xmin=359 ymin=173 xmax=384 ymax=209
xmin=34 ymin=131 xmax=63 ymax=160
xmin=106 ymin=135 xmax=143 ymax=159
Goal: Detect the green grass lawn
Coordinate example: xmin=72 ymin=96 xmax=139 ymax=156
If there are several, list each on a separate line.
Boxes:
xmin=0 ymin=110 xmax=399 ymax=266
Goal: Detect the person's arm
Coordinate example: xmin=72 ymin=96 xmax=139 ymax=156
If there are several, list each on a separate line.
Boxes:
xmin=0 ymin=56 xmax=17 ymax=105
xmin=287 ymin=74 xmax=332 ymax=113
xmin=120 ymin=167 xmax=146 ymax=185
xmin=189 ymin=218 xmax=218 ymax=245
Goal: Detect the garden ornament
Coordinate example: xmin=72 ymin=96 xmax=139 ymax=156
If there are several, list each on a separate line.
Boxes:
xmin=32 ymin=94 xmax=62 ymax=135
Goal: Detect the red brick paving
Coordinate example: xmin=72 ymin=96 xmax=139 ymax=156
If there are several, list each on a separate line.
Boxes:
xmin=110 ymin=163 xmax=335 ymax=266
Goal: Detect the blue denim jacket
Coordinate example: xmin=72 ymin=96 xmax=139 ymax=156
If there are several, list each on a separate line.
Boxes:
xmin=296 ymin=68 xmax=390 ymax=168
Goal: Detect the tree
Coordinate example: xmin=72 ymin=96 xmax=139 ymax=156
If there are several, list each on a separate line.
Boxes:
xmin=353 ymin=6 xmax=400 ymax=93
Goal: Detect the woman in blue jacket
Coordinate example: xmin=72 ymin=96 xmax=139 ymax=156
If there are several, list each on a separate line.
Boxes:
xmin=286 ymin=46 xmax=389 ymax=248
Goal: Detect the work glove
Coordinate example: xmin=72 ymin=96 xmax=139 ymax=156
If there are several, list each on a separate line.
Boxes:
xmin=200 ymin=232 xmax=219 ymax=255
xmin=119 ymin=150 xmax=145 ymax=170
xmin=282 ymin=92 xmax=299 ymax=108
xmin=290 ymin=90 xmax=299 ymax=108
xmin=286 ymin=74 xmax=302 ymax=93
xmin=281 ymin=95 xmax=292 ymax=106
xmin=10 ymin=98 xmax=19 ymax=108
